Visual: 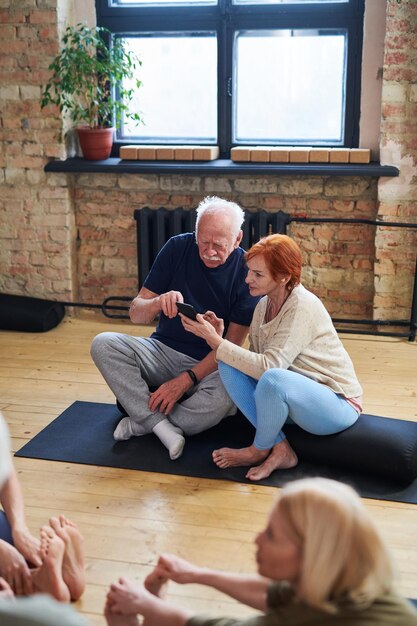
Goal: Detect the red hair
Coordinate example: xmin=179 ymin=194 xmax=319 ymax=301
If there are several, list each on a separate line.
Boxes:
xmin=246 ymin=234 xmax=302 ymax=291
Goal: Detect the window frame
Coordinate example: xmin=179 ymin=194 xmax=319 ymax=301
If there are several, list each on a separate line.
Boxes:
xmin=96 ymin=0 xmax=365 ymax=158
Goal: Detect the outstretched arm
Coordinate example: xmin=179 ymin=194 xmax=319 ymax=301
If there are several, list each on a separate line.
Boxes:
xmin=0 ymin=466 xmax=41 ymax=567
xmin=145 ymin=554 xmax=269 ymax=611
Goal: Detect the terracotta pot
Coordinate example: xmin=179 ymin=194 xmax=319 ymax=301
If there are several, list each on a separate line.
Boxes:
xmin=76 ymin=126 xmax=115 ymax=160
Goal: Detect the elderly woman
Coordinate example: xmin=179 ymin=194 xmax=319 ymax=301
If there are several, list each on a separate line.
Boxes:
xmin=179 ymin=234 xmax=363 ymax=481
xmin=106 ymin=477 xmax=417 ymax=625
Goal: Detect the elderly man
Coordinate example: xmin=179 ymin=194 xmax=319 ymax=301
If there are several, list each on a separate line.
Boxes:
xmin=91 ymin=196 xmax=259 ymax=460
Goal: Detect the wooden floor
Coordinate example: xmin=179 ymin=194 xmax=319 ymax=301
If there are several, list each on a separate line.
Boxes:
xmin=1 ymin=315 xmax=416 ymax=624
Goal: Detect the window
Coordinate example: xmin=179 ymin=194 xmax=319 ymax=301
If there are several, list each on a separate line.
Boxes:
xmin=96 ymin=0 xmax=364 ymax=157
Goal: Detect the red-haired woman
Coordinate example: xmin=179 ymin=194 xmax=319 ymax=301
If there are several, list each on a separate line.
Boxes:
xmin=180 ymin=234 xmax=362 ymax=481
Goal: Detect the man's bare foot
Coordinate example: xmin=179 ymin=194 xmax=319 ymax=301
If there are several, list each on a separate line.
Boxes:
xmin=246 ymin=439 xmax=298 ymax=481
xmin=104 ymin=599 xmax=139 ymax=626
xmin=31 ymin=526 xmax=70 ymax=602
xmin=49 ymin=515 xmax=85 ymax=601
xmin=144 ymin=568 xmax=168 ymax=599
xmin=212 ymin=444 xmax=270 ymax=469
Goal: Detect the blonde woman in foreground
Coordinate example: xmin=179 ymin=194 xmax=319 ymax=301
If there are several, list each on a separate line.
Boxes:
xmin=106 ymin=477 xmax=417 ymax=626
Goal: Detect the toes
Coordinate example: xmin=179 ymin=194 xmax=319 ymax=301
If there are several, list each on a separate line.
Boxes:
xmin=49 ymin=517 xmax=60 ymax=533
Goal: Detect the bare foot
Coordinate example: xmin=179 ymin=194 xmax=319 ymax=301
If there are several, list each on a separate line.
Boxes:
xmin=31 ymin=526 xmax=71 ymax=602
xmin=104 ymin=599 xmax=139 ymax=626
xmin=246 ymin=439 xmax=298 ymax=481
xmin=212 ymin=444 xmax=270 ymax=469
xmin=49 ymin=515 xmax=85 ymax=601
xmin=144 ymin=569 xmax=168 ymax=599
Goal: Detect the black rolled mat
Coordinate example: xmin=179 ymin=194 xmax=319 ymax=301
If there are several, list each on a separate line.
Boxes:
xmin=15 ymin=401 xmax=417 ymax=504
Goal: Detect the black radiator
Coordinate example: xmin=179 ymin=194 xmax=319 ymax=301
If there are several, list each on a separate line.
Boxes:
xmin=133 ymin=207 xmax=290 ymax=289
xmin=132 ymin=207 xmax=417 ymax=341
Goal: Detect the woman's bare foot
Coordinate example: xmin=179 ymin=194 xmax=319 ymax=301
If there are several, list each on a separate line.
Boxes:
xmin=246 ymin=439 xmax=298 ymax=481
xmin=31 ymin=526 xmax=71 ymax=602
xmin=212 ymin=444 xmax=270 ymax=469
xmin=104 ymin=599 xmax=139 ymax=626
xmin=144 ymin=568 xmax=168 ymax=599
xmin=49 ymin=515 xmax=85 ymax=601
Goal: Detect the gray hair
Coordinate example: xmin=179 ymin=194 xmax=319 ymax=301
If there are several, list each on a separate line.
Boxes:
xmin=195 ymin=196 xmax=245 ymax=239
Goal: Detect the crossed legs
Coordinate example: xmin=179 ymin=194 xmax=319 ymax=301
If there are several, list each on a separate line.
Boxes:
xmin=214 ymin=364 xmax=359 ymax=480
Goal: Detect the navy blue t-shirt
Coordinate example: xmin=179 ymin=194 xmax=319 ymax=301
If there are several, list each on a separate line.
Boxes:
xmin=144 ymin=233 xmax=259 ymax=360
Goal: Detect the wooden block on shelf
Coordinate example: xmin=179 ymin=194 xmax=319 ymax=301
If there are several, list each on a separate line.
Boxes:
xmin=119 ymin=145 xmax=139 ymax=160
xmin=193 ymin=146 xmax=219 ymax=161
xmin=270 ymin=147 xmax=290 ymax=163
xmin=289 ymin=148 xmax=311 ymax=163
xmin=309 ymin=148 xmax=330 ymax=163
xmin=250 ymin=147 xmax=270 ymax=162
xmin=174 ymin=146 xmax=195 ymax=161
xmin=156 ymin=147 xmax=175 ymax=160
xmin=329 ymin=148 xmax=350 ymax=163
xmin=231 ymin=147 xmax=251 ymax=162
xmin=137 ymin=146 xmax=157 ymax=160
xmin=349 ymin=148 xmax=371 ymax=164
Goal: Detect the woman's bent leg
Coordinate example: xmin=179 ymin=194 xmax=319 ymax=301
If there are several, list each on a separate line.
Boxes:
xmin=217 ymin=362 xmax=259 ymax=429
xmin=254 ymin=368 xmax=358 ymax=448
xmin=213 ymin=363 xmax=271 ymax=469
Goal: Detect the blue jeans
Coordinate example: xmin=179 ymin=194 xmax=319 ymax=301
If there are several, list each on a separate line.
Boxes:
xmin=0 ymin=510 xmax=13 ymax=544
xmin=218 ymin=363 xmax=359 ymax=450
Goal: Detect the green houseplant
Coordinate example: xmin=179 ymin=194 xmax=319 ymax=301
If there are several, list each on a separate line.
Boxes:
xmin=41 ymin=23 xmax=142 ymax=160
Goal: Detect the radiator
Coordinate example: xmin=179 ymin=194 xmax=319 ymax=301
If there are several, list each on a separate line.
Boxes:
xmin=134 ymin=207 xmax=291 ymax=289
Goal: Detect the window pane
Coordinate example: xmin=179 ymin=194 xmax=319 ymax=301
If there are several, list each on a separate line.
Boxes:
xmin=234 ymin=0 xmax=346 ymax=5
xmin=121 ymin=35 xmax=217 ymax=142
xmin=234 ymin=30 xmax=346 ymax=144
xmin=112 ymin=0 xmax=216 ymax=7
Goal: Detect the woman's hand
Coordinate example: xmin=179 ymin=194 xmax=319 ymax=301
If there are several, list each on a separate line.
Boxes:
xmin=0 ymin=539 xmax=33 ymax=595
xmin=180 ymin=313 xmax=224 ymax=350
xmin=107 ymin=577 xmax=143 ymax=615
xmin=12 ymin=526 xmax=41 ymax=567
xmin=202 ymin=311 xmax=224 ymax=336
xmin=0 ymin=576 xmax=14 ymax=600
xmin=147 ymin=553 xmax=202 ymax=586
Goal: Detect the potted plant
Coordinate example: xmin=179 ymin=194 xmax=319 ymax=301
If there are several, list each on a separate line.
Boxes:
xmin=41 ymin=23 xmax=142 ymax=160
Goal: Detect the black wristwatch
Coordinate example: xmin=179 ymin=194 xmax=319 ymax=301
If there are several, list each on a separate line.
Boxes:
xmin=186 ymin=369 xmax=199 ymax=386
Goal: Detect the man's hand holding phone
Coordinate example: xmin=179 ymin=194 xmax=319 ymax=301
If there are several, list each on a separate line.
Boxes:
xmin=159 ymin=291 xmax=184 ymax=318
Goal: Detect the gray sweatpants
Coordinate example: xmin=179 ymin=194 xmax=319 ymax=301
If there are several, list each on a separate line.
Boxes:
xmin=90 ymin=332 xmax=236 ymax=435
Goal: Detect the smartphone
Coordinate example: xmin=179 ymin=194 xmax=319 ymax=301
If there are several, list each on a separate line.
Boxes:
xmin=176 ymin=302 xmax=198 ymax=320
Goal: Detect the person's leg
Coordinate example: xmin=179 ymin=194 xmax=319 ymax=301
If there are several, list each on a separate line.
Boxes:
xmin=207 ymin=363 xmax=272 ymax=469
xmin=253 ymin=368 xmax=358 ymax=447
xmin=246 ymin=368 xmax=358 ymax=481
xmin=90 ymin=333 xmax=184 ymax=435
xmin=168 ymin=367 xmax=236 ymax=436
xmin=0 ymin=511 xmax=13 ymax=544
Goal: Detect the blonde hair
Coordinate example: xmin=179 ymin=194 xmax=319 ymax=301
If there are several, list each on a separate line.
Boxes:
xmin=275 ymin=478 xmax=394 ymax=613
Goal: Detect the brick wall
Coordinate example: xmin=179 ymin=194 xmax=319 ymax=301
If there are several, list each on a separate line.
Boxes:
xmin=0 ymin=1 xmax=76 ymax=301
xmin=377 ymin=0 xmax=417 ymax=322
xmin=0 ymin=0 xmax=415 ymax=330
xmin=74 ymin=173 xmax=378 ymax=319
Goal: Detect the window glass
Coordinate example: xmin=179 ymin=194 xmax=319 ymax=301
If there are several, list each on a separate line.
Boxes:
xmin=234 ymin=30 xmax=346 ymax=144
xmin=121 ymin=34 xmax=217 ymax=142
xmin=234 ymin=0 xmax=346 ymax=4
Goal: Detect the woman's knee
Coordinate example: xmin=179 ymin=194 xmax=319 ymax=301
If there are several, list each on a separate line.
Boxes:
xmin=256 ymin=369 xmax=289 ymax=401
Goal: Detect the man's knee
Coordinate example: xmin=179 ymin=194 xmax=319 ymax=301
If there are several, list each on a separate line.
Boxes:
xmin=90 ymin=332 xmax=119 ymax=365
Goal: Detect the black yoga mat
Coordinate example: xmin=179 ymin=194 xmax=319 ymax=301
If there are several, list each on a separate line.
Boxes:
xmin=15 ymin=401 xmax=417 ymax=504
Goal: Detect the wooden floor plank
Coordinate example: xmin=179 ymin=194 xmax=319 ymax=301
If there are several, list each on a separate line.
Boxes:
xmin=1 ymin=317 xmax=417 ymax=625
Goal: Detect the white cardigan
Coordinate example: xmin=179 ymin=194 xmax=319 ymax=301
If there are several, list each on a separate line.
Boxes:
xmin=216 ymin=284 xmax=362 ymax=399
